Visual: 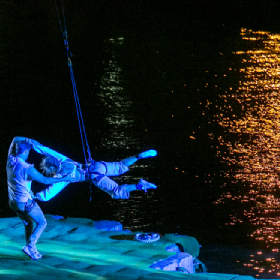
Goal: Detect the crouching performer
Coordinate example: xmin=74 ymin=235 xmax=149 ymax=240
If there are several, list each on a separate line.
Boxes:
xmin=6 ymin=137 xmax=76 ymax=261
xmin=33 ymin=141 xmax=157 ymax=201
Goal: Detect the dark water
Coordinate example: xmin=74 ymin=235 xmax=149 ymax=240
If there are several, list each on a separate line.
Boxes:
xmin=2 ymin=0 xmax=280 ymax=278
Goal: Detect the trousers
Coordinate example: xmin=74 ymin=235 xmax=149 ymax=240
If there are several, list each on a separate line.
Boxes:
xmin=9 ymin=199 xmax=47 ymax=247
xmin=89 ymin=161 xmax=130 ymax=199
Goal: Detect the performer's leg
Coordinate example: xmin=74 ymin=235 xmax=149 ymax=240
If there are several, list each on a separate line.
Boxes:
xmin=121 ymin=150 xmax=157 ymax=167
xmin=9 ymin=200 xmax=46 ymax=260
xmin=9 ymin=200 xmax=33 ymax=246
xmin=26 ymin=200 xmax=47 ymax=248
xmin=118 ymin=179 xmax=157 ymax=194
xmin=135 ymin=179 xmax=157 ymax=192
xmin=120 ymin=156 xmax=138 ymax=167
xmin=92 ymin=150 xmax=157 ymax=178
xmin=93 ymin=176 xmax=130 ymax=199
xmin=136 ymin=149 xmax=157 ymax=159
xmin=102 ymin=162 xmax=129 ymax=176
xmin=93 ymin=176 xmax=157 ymax=199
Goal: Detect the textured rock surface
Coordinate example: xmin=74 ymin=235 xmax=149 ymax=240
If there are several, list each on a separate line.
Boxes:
xmin=149 ymin=252 xmax=194 ymax=273
xmin=0 ymin=215 xmax=256 ymax=280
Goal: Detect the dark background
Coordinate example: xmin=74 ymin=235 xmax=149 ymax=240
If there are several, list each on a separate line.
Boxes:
xmin=1 ymin=0 xmax=279 ymax=235
xmin=1 ymin=1 xmax=280 ymax=277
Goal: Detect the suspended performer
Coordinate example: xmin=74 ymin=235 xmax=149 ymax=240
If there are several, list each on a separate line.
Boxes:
xmin=6 ymin=137 xmax=76 ymax=261
xmin=32 ymin=139 xmax=157 ymax=201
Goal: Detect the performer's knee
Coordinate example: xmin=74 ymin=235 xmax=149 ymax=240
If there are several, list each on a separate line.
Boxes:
xmin=34 ymin=217 xmax=47 ymax=230
xmin=40 ymin=218 xmax=47 ymax=229
xmin=92 ymin=174 xmax=105 ymax=185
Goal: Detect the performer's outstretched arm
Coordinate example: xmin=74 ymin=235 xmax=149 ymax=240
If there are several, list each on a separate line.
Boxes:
xmin=32 ymin=143 xmax=69 ymax=162
xmin=35 ymin=182 xmax=70 ymax=201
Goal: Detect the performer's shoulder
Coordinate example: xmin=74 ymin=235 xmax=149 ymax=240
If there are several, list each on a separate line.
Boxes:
xmin=21 ymin=161 xmax=34 ymax=169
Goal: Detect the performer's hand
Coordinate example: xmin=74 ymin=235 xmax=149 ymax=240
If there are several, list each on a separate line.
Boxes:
xmin=25 ymin=138 xmax=32 ymax=145
xmin=25 ymin=138 xmax=40 ymax=147
xmin=29 ymin=190 xmax=36 ymax=199
xmin=31 ymin=139 xmax=41 ymax=147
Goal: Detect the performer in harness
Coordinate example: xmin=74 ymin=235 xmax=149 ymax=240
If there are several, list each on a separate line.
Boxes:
xmin=34 ymin=2 xmax=157 ymax=202
xmin=32 ymin=140 xmax=157 ymax=201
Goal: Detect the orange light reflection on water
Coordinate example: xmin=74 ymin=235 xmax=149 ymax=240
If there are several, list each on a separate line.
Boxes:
xmin=213 ymin=28 xmax=280 ymax=277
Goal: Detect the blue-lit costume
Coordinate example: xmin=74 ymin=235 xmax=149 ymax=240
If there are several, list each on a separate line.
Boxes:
xmin=7 ymin=156 xmax=47 ymax=249
xmin=88 ymin=161 xmax=130 ymax=199
xmin=7 ymin=156 xmax=34 ymax=202
xmin=33 ymin=144 xmax=131 ymax=200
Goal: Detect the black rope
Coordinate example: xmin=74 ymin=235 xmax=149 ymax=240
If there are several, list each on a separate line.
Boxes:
xmin=55 ymin=0 xmax=94 ymax=201
xmin=61 ymin=0 xmax=67 ymax=34
xmin=54 ymin=0 xmax=63 ymax=31
xmin=54 ymin=0 xmax=92 ymax=166
xmin=69 ymin=65 xmax=88 ymax=164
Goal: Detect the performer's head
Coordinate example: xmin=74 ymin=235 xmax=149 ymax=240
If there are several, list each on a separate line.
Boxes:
xmin=16 ymin=141 xmax=32 ymax=158
xmin=40 ymin=156 xmax=60 ymax=176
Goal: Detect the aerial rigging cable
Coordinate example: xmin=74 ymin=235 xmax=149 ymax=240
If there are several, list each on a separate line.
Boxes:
xmin=54 ymin=0 xmax=92 ymax=166
xmin=55 ymin=0 xmax=94 ymax=200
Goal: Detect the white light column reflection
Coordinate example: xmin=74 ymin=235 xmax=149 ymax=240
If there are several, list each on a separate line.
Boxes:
xmin=99 ymin=38 xmax=138 ymax=150
xmin=98 ymin=38 xmax=154 ymax=231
